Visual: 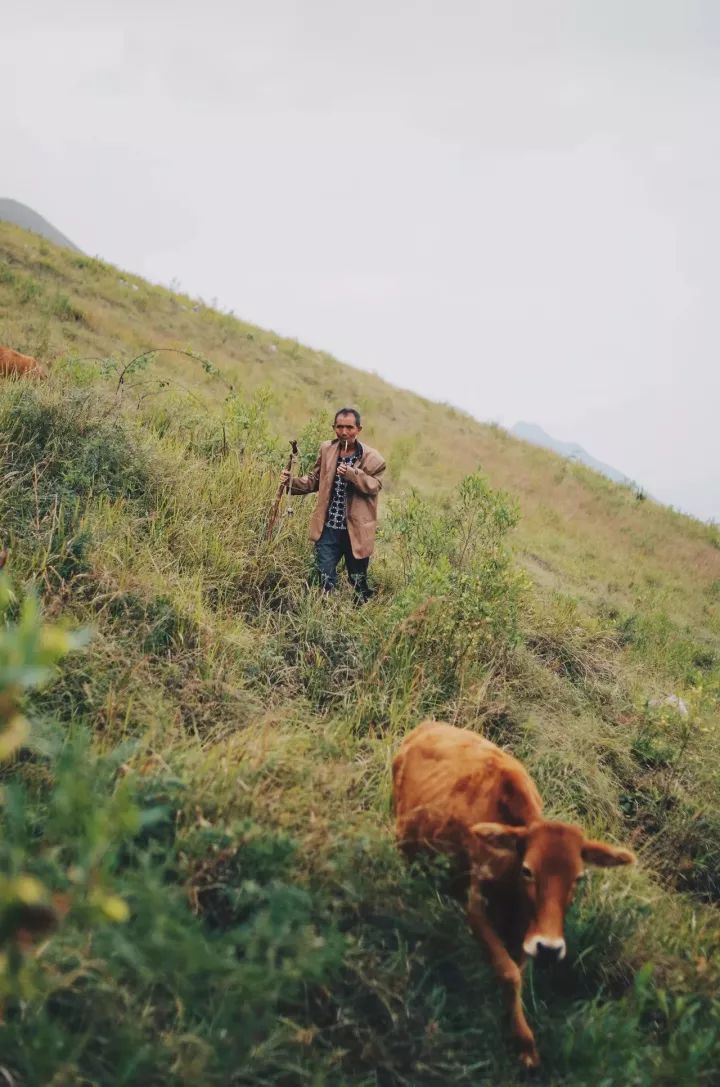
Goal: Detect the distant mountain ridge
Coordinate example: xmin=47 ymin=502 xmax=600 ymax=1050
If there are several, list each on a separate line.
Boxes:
xmin=511 ymin=421 xmax=630 ymax=485
xmin=0 ymin=199 xmax=81 ymax=252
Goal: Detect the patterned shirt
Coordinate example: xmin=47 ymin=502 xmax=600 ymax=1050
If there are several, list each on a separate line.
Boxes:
xmin=325 ymin=444 xmax=362 ymax=530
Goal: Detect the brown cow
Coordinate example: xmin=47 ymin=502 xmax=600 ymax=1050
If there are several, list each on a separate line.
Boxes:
xmin=392 ymin=720 xmax=635 ymax=1068
xmin=0 ymin=346 xmax=48 ymax=379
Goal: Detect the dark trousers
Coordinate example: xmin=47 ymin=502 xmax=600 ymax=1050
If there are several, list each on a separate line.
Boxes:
xmin=315 ymin=525 xmax=372 ymax=601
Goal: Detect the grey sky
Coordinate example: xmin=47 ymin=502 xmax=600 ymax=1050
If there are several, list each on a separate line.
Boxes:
xmin=5 ymin=1 xmax=719 ymax=521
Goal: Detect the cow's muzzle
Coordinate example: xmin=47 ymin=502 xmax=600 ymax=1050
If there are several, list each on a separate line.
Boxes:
xmin=523 ymin=936 xmax=566 ymax=962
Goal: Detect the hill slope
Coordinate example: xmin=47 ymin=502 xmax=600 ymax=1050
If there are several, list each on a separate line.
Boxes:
xmin=1 ymin=218 xmax=717 ymax=635
xmin=1 ymin=223 xmax=719 ymax=1085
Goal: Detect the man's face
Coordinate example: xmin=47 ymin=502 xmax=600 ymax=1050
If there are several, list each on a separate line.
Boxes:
xmin=334 ymin=413 xmax=362 ymax=446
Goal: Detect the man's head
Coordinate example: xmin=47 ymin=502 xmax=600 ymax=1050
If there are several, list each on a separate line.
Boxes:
xmin=333 ymin=408 xmax=362 ymax=446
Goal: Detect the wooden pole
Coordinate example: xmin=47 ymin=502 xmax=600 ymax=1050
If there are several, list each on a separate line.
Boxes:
xmin=266 ymin=440 xmax=298 ymax=540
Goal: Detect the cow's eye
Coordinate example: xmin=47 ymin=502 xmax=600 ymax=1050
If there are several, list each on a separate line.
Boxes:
xmin=521 ymin=864 xmax=534 ymax=881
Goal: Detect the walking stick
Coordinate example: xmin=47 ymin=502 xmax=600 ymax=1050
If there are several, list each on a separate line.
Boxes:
xmin=266 ymin=439 xmax=298 ymax=539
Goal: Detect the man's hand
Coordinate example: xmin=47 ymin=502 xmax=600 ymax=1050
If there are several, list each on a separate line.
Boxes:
xmin=337 ymin=463 xmax=350 ymax=478
xmin=279 ymin=468 xmax=290 ymax=484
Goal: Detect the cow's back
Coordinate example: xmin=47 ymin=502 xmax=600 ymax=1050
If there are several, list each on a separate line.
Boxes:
xmin=0 ymin=346 xmax=47 ymax=378
xmin=393 ymin=721 xmax=542 ymax=845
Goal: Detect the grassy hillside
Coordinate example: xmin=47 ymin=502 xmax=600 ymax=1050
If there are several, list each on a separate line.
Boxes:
xmin=2 ymin=221 xmax=717 ymax=636
xmin=1 ymin=223 xmax=719 ymax=1086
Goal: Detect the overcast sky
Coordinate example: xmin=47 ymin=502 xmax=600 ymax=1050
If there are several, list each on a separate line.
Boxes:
xmin=4 ymin=1 xmax=719 ymax=521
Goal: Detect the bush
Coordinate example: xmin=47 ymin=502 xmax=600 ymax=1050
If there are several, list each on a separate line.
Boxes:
xmin=357 ymin=474 xmax=523 ymax=726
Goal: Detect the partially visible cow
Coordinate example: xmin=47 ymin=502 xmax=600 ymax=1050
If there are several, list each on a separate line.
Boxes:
xmin=0 ymin=346 xmax=48 ymax=379
xmin=392 ymin=720 xmax=635 ymax=1068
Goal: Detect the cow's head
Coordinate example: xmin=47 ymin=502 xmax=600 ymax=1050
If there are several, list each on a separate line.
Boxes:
xmin=468 ymin=820 xmax=634 ymax=962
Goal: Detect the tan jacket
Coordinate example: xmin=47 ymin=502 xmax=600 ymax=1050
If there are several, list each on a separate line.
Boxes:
xmin=290 ymin=439 xmax=386 ymax=559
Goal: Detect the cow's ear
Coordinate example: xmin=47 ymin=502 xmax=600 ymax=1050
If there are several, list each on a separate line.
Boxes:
xmin=469 ymin=822 xmax=528 ymax=853
xmin=582 ymin=840 xmax=635 ymax=868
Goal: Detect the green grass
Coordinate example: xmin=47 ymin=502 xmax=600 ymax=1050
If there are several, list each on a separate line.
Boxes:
xmin=0 ymin=225 xmax=720 ymax=1084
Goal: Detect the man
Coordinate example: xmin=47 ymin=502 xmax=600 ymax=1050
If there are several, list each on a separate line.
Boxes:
xmin=281 ymin=408 xmax=385 ymax=601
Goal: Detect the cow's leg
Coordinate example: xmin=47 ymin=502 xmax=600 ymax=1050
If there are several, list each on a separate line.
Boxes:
xmin=395 ymin=816 xmax=419 ymax=863
xmin=467 ymin=889 xmax=539 ymax=1069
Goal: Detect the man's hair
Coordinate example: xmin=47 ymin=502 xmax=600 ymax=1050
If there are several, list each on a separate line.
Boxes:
xmin=334 ymin=407 xmax=361 ymax=426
